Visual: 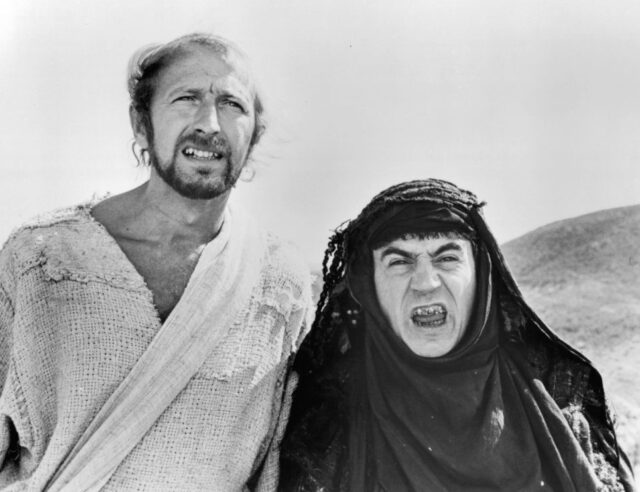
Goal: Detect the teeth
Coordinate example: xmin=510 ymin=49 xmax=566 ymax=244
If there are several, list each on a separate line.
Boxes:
xmin=184 ymin=148 xmax=222 ymax=159
xmin=413 ymin=305 xmax=445 ymax=316
xmin=411 ymin=305 xmax=447 ymax=328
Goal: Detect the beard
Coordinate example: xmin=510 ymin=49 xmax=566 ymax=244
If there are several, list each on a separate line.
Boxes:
xmin=149 ymin=132 xmax=244 ymax=200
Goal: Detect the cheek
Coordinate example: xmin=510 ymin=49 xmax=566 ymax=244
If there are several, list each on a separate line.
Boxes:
xmin=374 ymin=273 xmax=403 ymax=316
xmin=458 ymin=274 xmax=476 ymax=318
xmin=231 ymin=116 xmax=255 ymax=143
xmin=148 ymin=115 xmax=173 ymax=146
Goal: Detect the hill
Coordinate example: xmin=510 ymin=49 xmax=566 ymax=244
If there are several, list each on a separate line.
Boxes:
xmin=502 ymin=204 xmax=640 ymax=471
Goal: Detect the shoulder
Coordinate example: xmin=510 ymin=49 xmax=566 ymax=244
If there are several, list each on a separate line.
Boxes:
xmin=0 ymin=199 xmax=139 ymax=289
xmin=5 ymin=203 xmax=91 ymax=236
xmin=264 ymin=233 xmax=310 ymax=281
xmin=0 ymin=203 xmax=95 ymax=273
xmin=504 ymin=312 xmax=631 ymax=489
xmin=261 ymin=232 xmax=313 ymax=299
xmin=250 ymin=233 xmax=314 ymax=351
xmin=228 ymin=206 xmax=311 ymax=294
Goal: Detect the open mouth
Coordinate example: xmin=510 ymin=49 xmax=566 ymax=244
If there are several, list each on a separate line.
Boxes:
xmin=182 ymin=147 xmax=225 ymax=161
xmin=411 ymin=304 xmax=447 ymax=327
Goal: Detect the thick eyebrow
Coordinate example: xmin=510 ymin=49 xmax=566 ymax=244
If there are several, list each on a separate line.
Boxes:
xmin=429 ymin=242 xmax=463 ymax=257
xmin=379 ymin=246 xmax=415 ymax=261
xmin=378 ymin=241 xmax=463 ymax=261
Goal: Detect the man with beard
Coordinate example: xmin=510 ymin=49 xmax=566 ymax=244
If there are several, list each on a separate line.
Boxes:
xmin=0 ymin=33 xmax=311 ymax=491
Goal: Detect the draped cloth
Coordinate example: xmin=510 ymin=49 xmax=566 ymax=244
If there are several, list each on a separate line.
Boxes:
xmin=45 ymin=208 xmax=266 ymax=492
xmin=344 ymin=203 xmax=603 ymax=491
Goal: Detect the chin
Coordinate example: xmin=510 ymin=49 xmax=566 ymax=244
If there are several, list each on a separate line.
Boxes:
xmin=404 ymin=331 xmax=456 ymax=358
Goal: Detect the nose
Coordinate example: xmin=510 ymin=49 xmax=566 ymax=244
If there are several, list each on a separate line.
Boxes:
xmin=194 ymin=102 xmax=220 ymax=135
xmin=411 ymin=263 xmax=441 ymax=292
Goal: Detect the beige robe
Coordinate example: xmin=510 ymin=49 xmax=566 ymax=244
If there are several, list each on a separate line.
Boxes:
xmin=0 ymin=203 xmax=312 ymax=491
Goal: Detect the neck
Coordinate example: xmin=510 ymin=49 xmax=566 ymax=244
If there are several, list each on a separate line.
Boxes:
xmin=138 ymin=177 xmax=229 ymax=243
xmin=91 ymin=170 xmax=235 ymax=248
xmin=99 ymin=179 xmax=229 ymax=246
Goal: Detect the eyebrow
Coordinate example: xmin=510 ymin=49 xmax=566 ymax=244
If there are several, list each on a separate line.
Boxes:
xmin=166 ymin=86 xmax=250 ymax=104
xmin=216 ymin=90 xmax=249 ymax=103
xmin=378 ymin=241 xmax=463 ymax=260
xmin=431 ymin=242 xmax=463 ymax=257
xmin=166 ymin=87 xmax=202 ymax=99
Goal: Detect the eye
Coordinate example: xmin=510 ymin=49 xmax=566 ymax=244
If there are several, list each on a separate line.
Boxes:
xmin=435 ymin=255 xmax=460 ymax=265
xmin=387 ymin=257 xmax=411 ymax=267
xmin=173 ymin=95 xmax=197 ymax=103
xmin=219 ymin=98 xmax=246 ymax=112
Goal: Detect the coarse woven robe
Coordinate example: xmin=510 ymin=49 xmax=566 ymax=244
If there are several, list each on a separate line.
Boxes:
xmin=0 ymin=201 xmax=313 ymax=491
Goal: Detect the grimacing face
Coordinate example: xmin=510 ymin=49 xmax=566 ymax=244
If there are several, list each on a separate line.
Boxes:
xmin=134 ymin=45 xmax=256 ymax=200
xmin=373 ymin=235 xmax=476 ymax=357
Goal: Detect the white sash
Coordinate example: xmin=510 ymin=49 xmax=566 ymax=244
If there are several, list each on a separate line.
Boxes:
xmin=46 ymin=208 xmax=265 ymax=491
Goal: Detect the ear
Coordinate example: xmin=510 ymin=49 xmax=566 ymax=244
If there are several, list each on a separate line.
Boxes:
xmin=129 ymin=105 xmax=150 ymax=149
xmin=249 ymin=120 xmax=265 ymax=149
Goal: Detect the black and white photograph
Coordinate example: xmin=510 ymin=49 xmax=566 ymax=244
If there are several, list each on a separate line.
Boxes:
xmin=0 ymin=0 xmax=638 ymax=490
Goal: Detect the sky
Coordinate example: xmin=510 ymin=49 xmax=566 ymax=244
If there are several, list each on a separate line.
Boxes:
xmin=1 ymin=0 xmax=639 ymax=268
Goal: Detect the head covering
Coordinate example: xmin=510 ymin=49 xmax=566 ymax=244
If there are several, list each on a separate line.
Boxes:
xmin=282 ymin=179 xmax=629 ymax=492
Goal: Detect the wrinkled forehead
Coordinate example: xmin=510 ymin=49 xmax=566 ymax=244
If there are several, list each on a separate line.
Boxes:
xmin=209 ymin=46 xmax=255 ymax=88
xmin=369 ymin=228 xmax=475 ymax=254
xmin=372 ymin=231 xmax=474 ymax=256
xmin=161 ymin=44 xmax=257 ymax=94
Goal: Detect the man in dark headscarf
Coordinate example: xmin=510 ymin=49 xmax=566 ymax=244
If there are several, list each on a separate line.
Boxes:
xmin=280 ymin=179 xmax=635 ymax=491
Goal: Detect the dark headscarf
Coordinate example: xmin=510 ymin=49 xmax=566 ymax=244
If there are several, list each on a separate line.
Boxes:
xmin=345 ymin=201 xmax=601 ymax=491
xmin=281 ymin=179 xmax=630 ymax=492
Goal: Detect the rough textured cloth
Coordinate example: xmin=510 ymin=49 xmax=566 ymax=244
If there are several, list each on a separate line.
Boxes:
xmin=0 ymin=202 xmax=313 ymax=491
xmin=47 ymin=206 xmax=270 ymax=491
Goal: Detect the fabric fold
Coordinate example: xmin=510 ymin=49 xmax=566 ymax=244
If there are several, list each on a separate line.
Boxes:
xmin=46 ymin=207 xmax=266 ymax=491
